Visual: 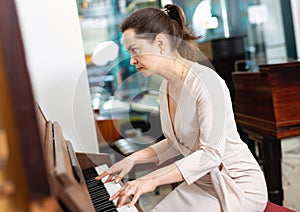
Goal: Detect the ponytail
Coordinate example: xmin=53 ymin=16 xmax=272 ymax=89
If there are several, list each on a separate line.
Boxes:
xmin=121 ymin=4 xmax=202 ymax=61
xmin=163 ymin=4 xmax=202 ymax=61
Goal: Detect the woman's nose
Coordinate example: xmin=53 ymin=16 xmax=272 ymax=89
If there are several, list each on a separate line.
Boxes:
xmin=130 ymin=56 xmax=137 ymax=65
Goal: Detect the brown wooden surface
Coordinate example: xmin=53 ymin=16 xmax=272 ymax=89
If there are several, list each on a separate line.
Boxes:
xmin=0 ymin=0 xmax=50 ymax=199
xmin=45 ymin=121 xmax=55 ymax=175
xmin=233 ymin=62 xmax=300 ymax=138
xmin=35 ymin=103 xmax=49 ymax=147
xmin=96 ymin=119 xmax=121 ymax=143
xmin=52 ymin=122 xmax=95 ymax=212
xmin=0 ymin=15 xmax=29 ymax=212
xmin=0 ymin=0 xmax=57 ymax=210
xmin=66 ymin=139 xmax=94 ymax=203
xmin=232 ymin=61 xmax=300 ymax=205
xmin=0 ymin=0 xmax=141 ymax=210
xmin=53 ymin=122 xmax=75 ymax=187
xmin=76 ymin=152 xmax=113 ymax=170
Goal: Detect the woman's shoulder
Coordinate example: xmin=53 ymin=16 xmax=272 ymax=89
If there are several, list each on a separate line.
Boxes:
xmin=189 ymin=62 xmax=218 ymax=78
xmin=187 ymin=62 xmax=229 ymax=101
xmin=187 ymin=62 xmax=224 ymax=87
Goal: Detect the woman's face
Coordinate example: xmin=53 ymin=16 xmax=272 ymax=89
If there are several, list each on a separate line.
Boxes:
xmin=122 ymin=29 xmax=163 ymax=76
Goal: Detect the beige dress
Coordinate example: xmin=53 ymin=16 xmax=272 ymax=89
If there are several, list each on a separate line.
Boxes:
xmin=150 ymin=63 xmax=268 ymax=212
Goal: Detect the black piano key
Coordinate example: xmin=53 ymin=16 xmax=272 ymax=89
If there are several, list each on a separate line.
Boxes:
xmin=93 ymin=198 xmax=116 ymax=211
xmin=88 ymin=187 xmax=109 ymax=197
xmin=88 ymin=187 xmax=107 ymax=195
xmin=82 ymin=167 xmax=117 ymax=212
xmin=91 ymin=195 xmax=109 ymax=202
xmin=90 ymin=192 xmax=109 ymax=201
xmin=94 ymin=201 xmax=116 ymax=211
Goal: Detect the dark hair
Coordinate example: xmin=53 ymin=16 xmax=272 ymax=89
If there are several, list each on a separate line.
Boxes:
xmin=121 ymin=4 xmax=202 ymax=62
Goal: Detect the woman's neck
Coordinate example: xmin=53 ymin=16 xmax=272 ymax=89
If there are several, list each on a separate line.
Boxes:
xmin=158 ymin=55 xmax=191 ymax=88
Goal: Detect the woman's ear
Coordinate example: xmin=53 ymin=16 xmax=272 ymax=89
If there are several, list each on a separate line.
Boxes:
xmin=155 ymin=33 xmax=168 ymax=54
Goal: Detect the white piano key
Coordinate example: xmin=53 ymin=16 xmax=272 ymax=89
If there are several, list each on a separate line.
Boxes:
xmin=95 ymin=164 xmax=139 ymax=212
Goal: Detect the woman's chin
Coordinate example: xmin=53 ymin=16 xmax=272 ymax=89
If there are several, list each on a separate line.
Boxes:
xmin=140 ymin=70 xmax=150 ymax=76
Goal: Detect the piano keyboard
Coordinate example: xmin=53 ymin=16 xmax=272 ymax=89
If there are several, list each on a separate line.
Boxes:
xmin=83 ymin=167 xmax=117 ymax=212
xmin=83 ymin=164 xmax=139 ymax=212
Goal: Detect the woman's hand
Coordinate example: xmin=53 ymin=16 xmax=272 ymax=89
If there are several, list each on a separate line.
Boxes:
xmin=110 ymin=177 xmax=157 ymax=208
xmin=108 ymin=163 xmax=183 ymax=208
xmin=95 ymin=157 xmax=135 ymax=183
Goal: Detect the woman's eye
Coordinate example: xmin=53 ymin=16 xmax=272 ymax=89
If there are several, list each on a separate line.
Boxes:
xmin=131 ymin=48 xmax=139 ymax=55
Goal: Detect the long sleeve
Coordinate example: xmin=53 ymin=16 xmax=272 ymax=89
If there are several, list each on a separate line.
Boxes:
xmin=150 ymin=137 xmax=181 ymax=165
xmin=175 ymin=66 xmax=229 ymax=185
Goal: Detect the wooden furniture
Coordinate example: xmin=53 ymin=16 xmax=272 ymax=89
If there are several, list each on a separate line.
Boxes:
xmin=0 ymin=0 xmax=57 ymax=210
xmin=43 ymin=119 xmax=142 ymax=211
xmin=0 ymin=0 xmax=142 ymax=210
xmin=232 ymin=61 xmax=300 ymax=205
xmin=96 ymin=118 xmax=121 ymax=144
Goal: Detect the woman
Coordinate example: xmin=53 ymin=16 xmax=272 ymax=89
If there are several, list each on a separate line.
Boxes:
xmin=96 ymin=4 xmax=268 ymax=212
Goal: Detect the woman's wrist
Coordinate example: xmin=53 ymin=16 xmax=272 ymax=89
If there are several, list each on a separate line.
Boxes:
xmin=140 ymin=175 xmax=160 ymax=188
xmin=127 ymin=152 xmax=139 ymax=165
xmin=151 ymin=175 xmax=160 ymax=188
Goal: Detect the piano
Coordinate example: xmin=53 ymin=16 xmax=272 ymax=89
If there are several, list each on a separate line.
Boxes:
xmin=43 ymin=113 xmax=141 ymax=212
xmin=0 ymin=0 xmax=142 ymax=210
xmin=232 ymin=61 xmax=300 ymax=205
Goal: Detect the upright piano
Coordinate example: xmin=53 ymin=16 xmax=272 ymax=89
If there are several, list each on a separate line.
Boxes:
xmin=232 ymin=61 xmax=300 ymax=205
xmin=37 ymin=107 xmax=141 ymax=212
xmin=0 ymin=0 xmax=141 ymax=210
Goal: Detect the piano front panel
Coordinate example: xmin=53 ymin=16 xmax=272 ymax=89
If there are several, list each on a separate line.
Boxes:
xmin=268 ymin=66 xmax=300 ymax=128
xmin=233 ymin=72 xmax=277 ymax=137
xmin=233 ymin=62 xmax=300 ymax=138
xmin=233 ymin=72 xmax=276 ymax=122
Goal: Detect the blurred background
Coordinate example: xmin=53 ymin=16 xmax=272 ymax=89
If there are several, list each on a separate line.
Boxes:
xmin=75 ymin=0 xmax=297 ymax=113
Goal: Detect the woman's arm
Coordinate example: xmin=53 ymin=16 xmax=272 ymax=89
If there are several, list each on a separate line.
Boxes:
xmin=127 ymin=146 xmax=159 ymax=165
xmin=141 ymin=163 xmax=184 ymax=185
xmin=96 ymin=146 xmax=158 ymax=183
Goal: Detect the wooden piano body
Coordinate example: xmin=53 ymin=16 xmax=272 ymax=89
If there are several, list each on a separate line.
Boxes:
xmin=232 ymin=61 xmax=300 ymax=205
xmin=37 ymin=107 xmax=129 ymax=212
xmin=38 ymin=111 xmax=114 ymax=212
xmin=0 ymin=0 xmax=141 ymax=210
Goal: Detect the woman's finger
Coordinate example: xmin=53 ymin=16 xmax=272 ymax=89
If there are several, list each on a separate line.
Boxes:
xmin=116 ymin=189 xmax=131 ymax=208
xmin=95 ymin=171 xmax=109 ymax=180
xmin=115 ymin=168 xmax=129 ymax=183
xmin=109 ymin=187 xmax=123 ymax=201
xmin=128 ymin=191 xmax=141 ymax=208
xmin=115 ymin=175 xmax=123 ymax=183
xmin=105 ymin=174 xmax=115 ymax=183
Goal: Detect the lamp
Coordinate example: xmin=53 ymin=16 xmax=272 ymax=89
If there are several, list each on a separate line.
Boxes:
xmin=92 ymin=41 xmax=119 ymax=66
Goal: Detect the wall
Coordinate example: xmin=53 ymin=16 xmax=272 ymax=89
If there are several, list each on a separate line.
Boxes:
xmin=15 ymin=0 xmax=99 ymax=153
xmin=291 ymin=0 xmax=300 ymax=59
